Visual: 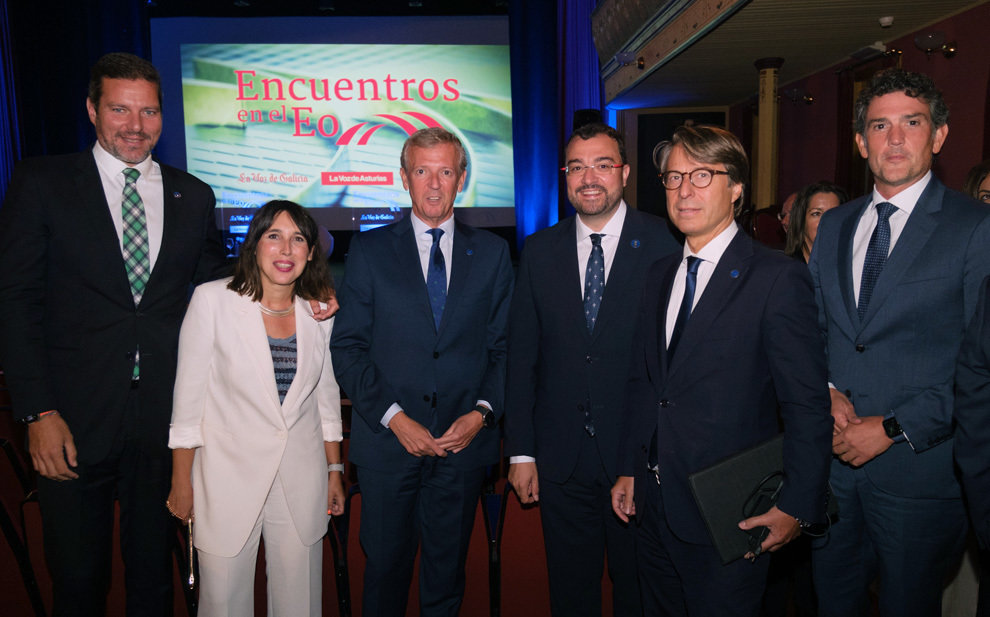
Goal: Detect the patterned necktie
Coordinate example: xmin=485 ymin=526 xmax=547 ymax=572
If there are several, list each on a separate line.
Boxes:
xmin=667 ymin=256 xmax=702 ymax=361
xmin=121 ymin=168 xmax=150 ymax=305
xmin=583 ymin=233 xmax=605 ymax=332
xmin=426 ymin=228 xmax=446 ymax=330
xmin=858 ymin=201 xmax=897 ymax=320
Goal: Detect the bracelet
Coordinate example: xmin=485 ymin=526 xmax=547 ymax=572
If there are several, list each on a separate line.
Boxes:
xmin=327 ymin=463 xmax=345 ymax=473
xmin=20 ymin=410 xmax=58 ymax=424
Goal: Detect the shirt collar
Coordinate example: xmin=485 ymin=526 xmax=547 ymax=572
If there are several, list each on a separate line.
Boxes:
xmin=870 ymin=171 xmax=932 ymax=216
xmin=682 ymin=220 xmax=738 ymax=265
xmin=575 ymin=200 xmax=627 ymax=241
xmin=410 ymin=211 xmax=455 ymax=237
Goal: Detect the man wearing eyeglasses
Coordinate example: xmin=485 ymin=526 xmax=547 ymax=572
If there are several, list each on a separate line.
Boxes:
xmin=610 ymin=124 xmax=832 ymax=616
xmin=505 ymin=122 xmax=679 ymax=616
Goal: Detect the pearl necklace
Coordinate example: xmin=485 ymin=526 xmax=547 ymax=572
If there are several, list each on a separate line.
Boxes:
xmin=258 ymin=302 xmax=294 ymax=317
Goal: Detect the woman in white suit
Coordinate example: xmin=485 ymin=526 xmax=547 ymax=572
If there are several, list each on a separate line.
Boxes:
xmin=166 ymin=200 xmax=345 ymax=617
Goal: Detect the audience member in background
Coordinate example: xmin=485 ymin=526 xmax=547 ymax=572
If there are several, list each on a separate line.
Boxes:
xmin=784 ymin=181 xmax=849 ymax=262
xmin=167 ymin=201 xmax=345 ymax=617
xmin=963 ymin=159 xmax=990 ymax=204
xmin=779 ymin=191 xmax=798 ymax=232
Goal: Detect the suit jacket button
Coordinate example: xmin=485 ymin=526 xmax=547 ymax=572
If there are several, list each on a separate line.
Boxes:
xmin=659 ymin=399 xmax=670 ymax=408
xmin=855 ymin=344 xmax=865 ymax=352
xmin=433 ymin=351 xmax=439 ymax=359
xmin=577 ymin=404 xmax=585 ymax=412
xmin=585 ymin=355 xmax=592 ymax=364
xmin=423 ymin=395 xmax=431 ymax=402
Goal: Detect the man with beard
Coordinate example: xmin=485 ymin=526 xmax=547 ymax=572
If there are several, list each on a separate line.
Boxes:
xmin=0 ymin=53 xmax=227 ymax=616
xmin=506 ymin=123 xmax=679 ymax=616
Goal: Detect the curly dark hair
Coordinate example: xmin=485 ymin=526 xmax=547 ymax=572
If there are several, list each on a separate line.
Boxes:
xmin=853 ymin=68 xmax=948 ymax=136
xmin=785 ymin=181 xmax=849 ymax=259
xmin=228 ymin=200 xmax=333 ymax=302
xmin=565 ymin=123 xmax=627 ymax=165
xmin=88 ymin=52 xmax=162 ymax=108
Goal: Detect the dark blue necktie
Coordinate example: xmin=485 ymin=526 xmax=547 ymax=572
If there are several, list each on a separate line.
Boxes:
xmin=426 ymin=228 xmax=446 ymax=330
xmin=667 ymin=256 xmax=702 ymax=361
xmin=858 ymin=202 xmax=896 ymax=320
xmin=583 ymin=233 xmax=605 ymax=332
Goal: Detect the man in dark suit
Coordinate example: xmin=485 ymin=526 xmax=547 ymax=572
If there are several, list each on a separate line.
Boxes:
xmin=330 ymin=127 xmax=513 ymax=617
xmin=955 ymin=276 xmax=990 ymax=617
xmin=505 ymin=122 xmax=679 ymax=616
xmin=611 ymin=124 xmax=832 ymax=616
xmin=808 ymin=68 xmax=990 ymax=617
xmin=0 ymin=53 xmax=227 ymax=616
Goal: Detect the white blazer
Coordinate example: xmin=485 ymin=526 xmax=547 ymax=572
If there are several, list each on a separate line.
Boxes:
xmin=169 ymin=278 xmax=342 ymax=557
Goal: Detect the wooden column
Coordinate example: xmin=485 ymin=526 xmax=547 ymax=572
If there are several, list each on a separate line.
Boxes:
xmin=753 ymin=57 xmax=783 ymax=210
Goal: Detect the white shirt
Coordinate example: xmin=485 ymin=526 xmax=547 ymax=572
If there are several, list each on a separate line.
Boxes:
xmin=665 ymin=222 xmax=739 ymax=347
xmin=575 ymin=201 xmax=628 ymax=291
xmin=411 ymin=211 xmax=455 ymax=291
xmin=91 ymin=142 xmax=164 ymax=269
xmin=850 ymin=172 xmax=931 ymax=303
xmin=381 ymin=213 xmax=490 ymax=429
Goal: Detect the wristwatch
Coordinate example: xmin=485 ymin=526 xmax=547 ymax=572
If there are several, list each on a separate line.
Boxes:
xmin=882 ymin=413 xmax=905 ymax=443
xmin=475 ymin=406 xmax=496 ymax=429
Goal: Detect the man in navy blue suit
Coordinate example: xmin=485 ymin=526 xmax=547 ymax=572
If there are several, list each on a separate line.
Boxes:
xmin=330 ymin=127 xmax=513 ymax=617
xmin=505 ymin=123 xmax=679 ymax=616
xmin=809 ymin=68 xmax=990 ymax=617
xmin=611 ymin=124 xmax=832 ymax=616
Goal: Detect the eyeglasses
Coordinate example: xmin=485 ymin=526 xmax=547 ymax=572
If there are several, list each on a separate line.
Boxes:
xmin=560 ymin=163 xmax=624 ymax=176
xmin=660 ymin=168 xmax=730 ymax=190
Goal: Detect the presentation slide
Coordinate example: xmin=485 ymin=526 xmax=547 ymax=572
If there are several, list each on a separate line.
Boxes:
xmin=151 ymin=17 xmax=514 ymax=250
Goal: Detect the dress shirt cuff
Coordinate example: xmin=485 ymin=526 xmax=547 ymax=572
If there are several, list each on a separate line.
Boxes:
xmin=476 ymin=400 xmax=492 ymax=413
xmin=510 ymin=456 xmax=536 ymax=464
xmin=168 ymin=425 xmax=203 ymax=450
xmin=382 ymin=403 xmax=403 ymax=429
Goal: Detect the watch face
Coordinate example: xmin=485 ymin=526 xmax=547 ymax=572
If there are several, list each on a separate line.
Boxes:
xmin=883 ymin=417 xmax=901 ymax=438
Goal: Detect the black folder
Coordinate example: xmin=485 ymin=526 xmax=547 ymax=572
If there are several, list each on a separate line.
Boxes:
xmin=687 ymin=434 xmax=833 ymax=564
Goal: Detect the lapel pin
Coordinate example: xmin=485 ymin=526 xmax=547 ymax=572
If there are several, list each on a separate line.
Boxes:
xmin=173 ymin=191 xmax=182 ymax=198
xmin=466 ymin=249 xmax=474 ymax=256
xmin=730 ymin=269 xmax=739 ymax=278
xmin=630 ymin=239 xmax=641 ymax=248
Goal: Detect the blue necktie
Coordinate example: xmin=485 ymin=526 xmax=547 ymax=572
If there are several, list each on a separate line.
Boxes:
xmin=426 ymin=228 xmax=446 ymax=330
xmin=583 ymin=233 xmax=605 ymax=332
xmin=667 ymin=256 xmax=702 ymax=361
xmin=858 ymin=202 xmax=896 ymax=320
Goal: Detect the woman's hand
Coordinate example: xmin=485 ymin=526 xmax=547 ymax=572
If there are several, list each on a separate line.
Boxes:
xmin=327 ymin=472 xmax=346 ymax=516
xmin=167 ymin=481 xmax=195 ymax=523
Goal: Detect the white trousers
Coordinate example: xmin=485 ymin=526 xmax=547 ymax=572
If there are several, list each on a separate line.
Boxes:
xmin=196 ymin=472 xmax=322 ymax=617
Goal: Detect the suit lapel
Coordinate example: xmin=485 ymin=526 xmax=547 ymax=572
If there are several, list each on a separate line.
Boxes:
xmin=836 ymin=199 xmax=865 ymax=333
xmin=280 ymin=296 xmax=317 ymax=414
xmin=74 ymin=152 xmax=135 ymax=303
xmin=655 ymin=260 xmax=678 ymax=380
xmin=592 ymin=210 xmax=644 ymax=343
xmin=858 ymin=179 xmax=943 ymax=330
xmin=390 ymin=217 xmax=436 ymax=330
xmin=143 ymin=164 xmax=179 ymax=304
xmin=666 ymin=233 xmax=751 ymax=380
xmin=550 ymin=218 xmax=589 ymax=339
xmin=440 ymin=221 xmax=476 ymax=336
xmin=233 ymin=294 xmax=283 ymax=412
